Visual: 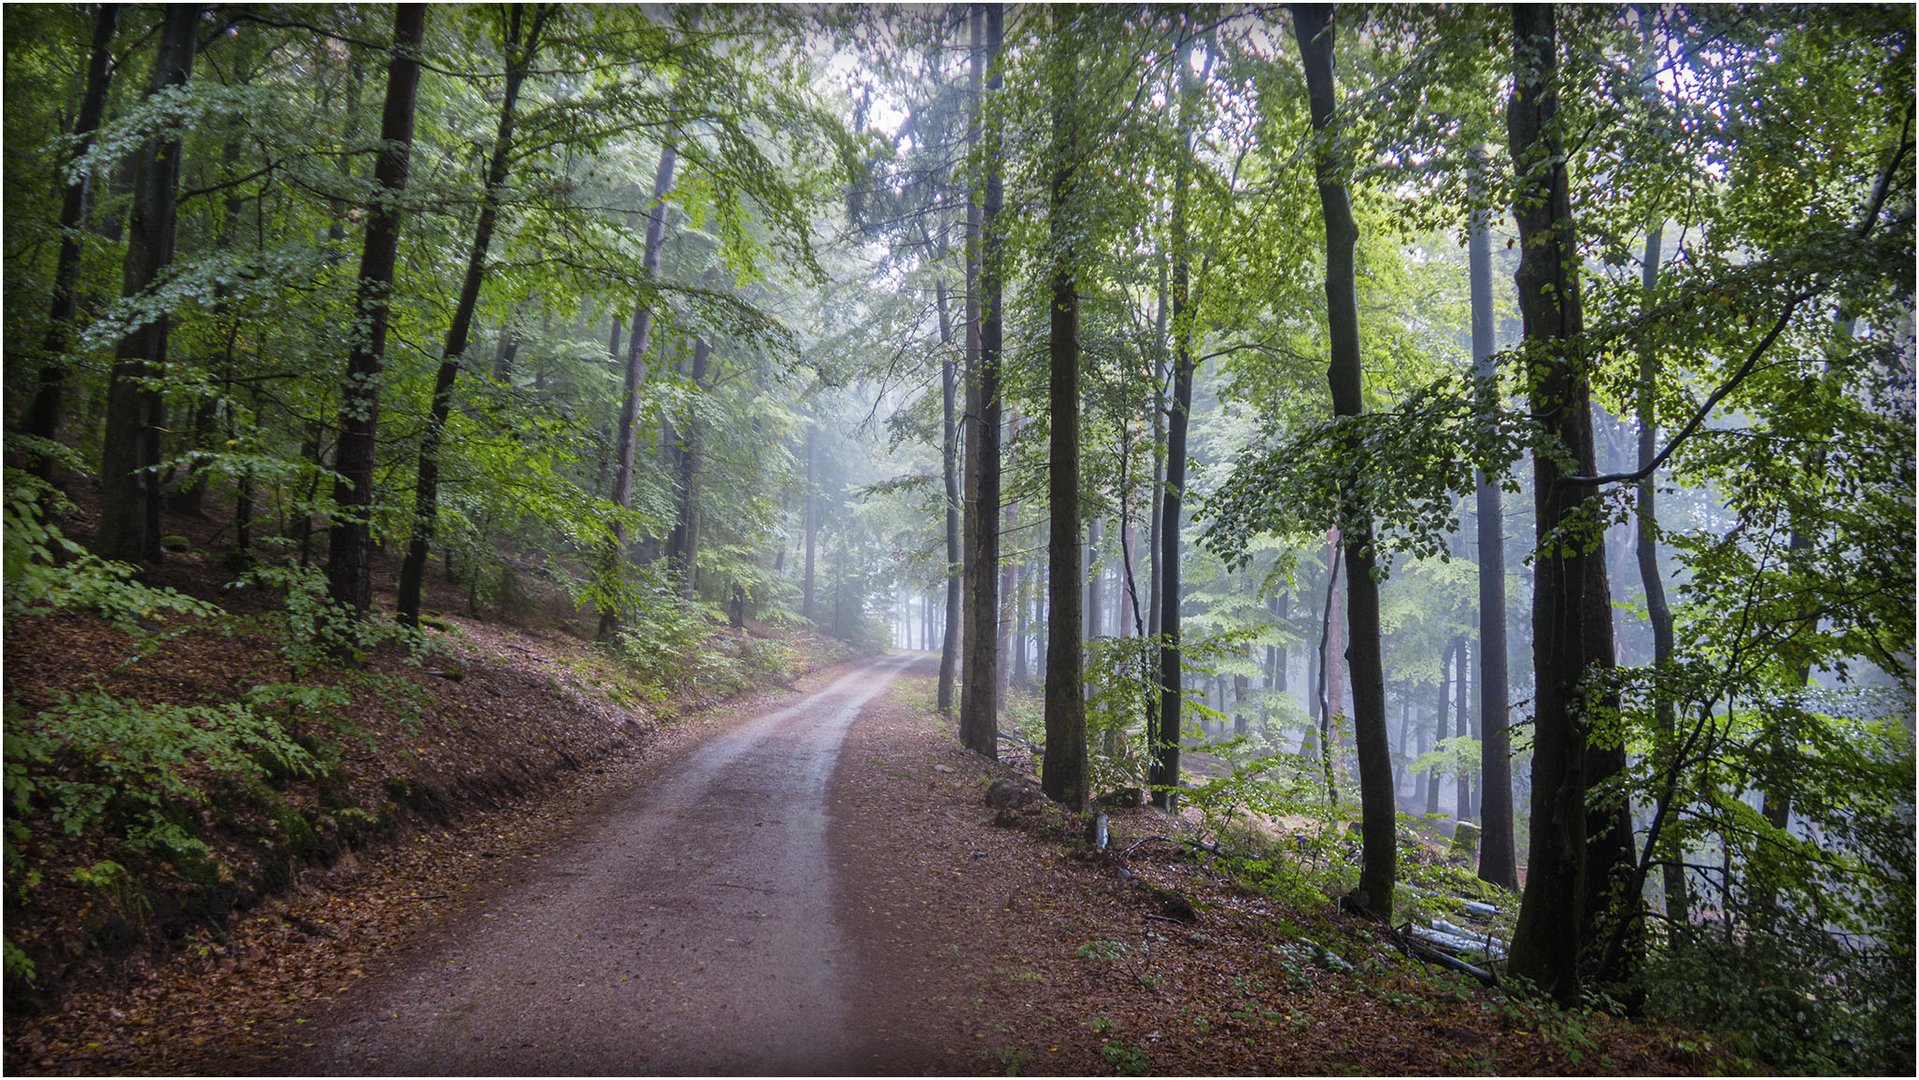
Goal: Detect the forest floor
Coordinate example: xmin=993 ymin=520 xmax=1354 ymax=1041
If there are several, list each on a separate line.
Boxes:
xmin=9 ymin=638 xmax=1727 ymax=1075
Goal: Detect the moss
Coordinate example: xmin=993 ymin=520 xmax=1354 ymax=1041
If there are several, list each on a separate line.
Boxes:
xmin=275 ymin=803 xmax=321 ymax=861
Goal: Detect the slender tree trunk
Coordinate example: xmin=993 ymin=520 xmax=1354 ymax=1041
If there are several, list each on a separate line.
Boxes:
xmin=997 ymin=421 xmax=1020 ymax=708
xmin=1504 ymin=4 xmax=1634 ymax=1001
xmin=957 ymin=2 xmax=1003 ymax=758
xmin=672 ymin=338 xmax=710 ymax=598
xmin=1086 ymin=516 xmax=1103 ymax=643
xmin=1632 ymin=220 xmax=1689 ymax=923
xmin=1396 ymin=693 xmax=1413 ymax=801
xmin=1425 ymin=676 xmax=1443 ymax=817
xmin=326 ymin=3 xmax=425 ymax=614
xmin=938 ymin=278 xmax=964 ymax=712
xmin=599 ymin=60 xmax=690 ymax=638
xmin=397 ymin=5 xmax=548 ymax=626
xmin=1469 ymin=162 xmax=1520 ymax=891
xmin=1303 ymin=554 xmax=1329 ymax=761
xmin=26 ymin=3 xmax=119 ymax=480
xmin=1455 ymin=638 xmax=1472 ymax=820
xmin=1144 ymin=251 xmax=1170 ymax=642
xmin=1149 ymin=29 xmax=1201 ymax=812
xmin=803 ymin=422 xmax=819 ymax=621
xmin=98 ymin=5 xmax=198 ymax=563
xmin=1294 ymin=3 xmax=1394 ymax=918
xmin=1042 ymin=15 xmax=1088 ymax=808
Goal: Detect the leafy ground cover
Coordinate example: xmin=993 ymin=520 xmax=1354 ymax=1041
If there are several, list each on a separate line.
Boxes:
xmin=2 ymin=478 xmax=852 ymax=1037
xmin=834 ymin=674 xmax=1735 ymax=1076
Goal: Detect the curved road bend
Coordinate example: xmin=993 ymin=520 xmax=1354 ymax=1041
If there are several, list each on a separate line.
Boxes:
xmin=308 ymin=652 xmax=923 ymax=1076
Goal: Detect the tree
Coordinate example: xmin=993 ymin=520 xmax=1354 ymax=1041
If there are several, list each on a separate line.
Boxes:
xmin=97 ymin=4 xmax=199 ymax=564
xmin=396 ymin=4 xmax=556 ymax=627
xmin=1041 ymin=8 xmax=1088 ymax=811
xmin=1502 ymin=3 xmax=1636 ymax=1001
xmin=599 ymin=120 xmax=683 ymax=639
xmin=1467 ymin=158 xmax=1518 ymax=892
xmin=958 ymin=2 xmax=1003 ymax=759
xmin=326 ymin=3 xmax=427 ymax=616
xmin=1148 ymin=23 xmax=1202 ymax=811
xmin=24 ymin=2 xmax=119 ymax=482
xmin=938 ymin=276 xmax=963 ymax=714
xmin=1292 ymin=2 xmax=1396 ymax=920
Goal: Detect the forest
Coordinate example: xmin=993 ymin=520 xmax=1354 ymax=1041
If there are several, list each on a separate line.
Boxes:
xmin=3 ymin=3 xmax=1914 ymax=1075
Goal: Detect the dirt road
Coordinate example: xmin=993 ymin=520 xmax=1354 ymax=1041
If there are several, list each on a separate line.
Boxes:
xmin=306 ymin=653 xmax=929 ymax=1075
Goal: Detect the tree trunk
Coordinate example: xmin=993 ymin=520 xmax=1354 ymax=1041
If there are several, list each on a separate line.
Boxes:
xmin=1633 ymin=220 xmax=1689 ymax=923
xmin=997 ymin=451 xmax=1020 ymax=707
xmin=98 ymin=5 xmax=197 ymax=564
xmin=326 ymin=3 xmax=426 ymax=614
xmin=1424 ymin=686 xmax=1443 ymax=816
xmin=1404 ymin=698 xmax=1420 ymax=798
xmin=1150 ymin=28 xmax=1201 ymax=813
xmin=1455 ymin=637 xmax=1472 ymax=820
xmin=957 ymin=2 xmax=1002 ymax=759
xmin=1470 ymin=164 xmax=1520 ymax=891
xmin=1503 ymin=4 xmax=1634 ymax=1002
xmin=803 ymin=422 xmax=819 ymax=621
xmin=672 ymin=338 xmax=710 ymax=598
xmin=1042 ymin=25 xmax=1088 ymax=805
xmin=26 ymin=2 xmax=119 ymax=480
xmin=938 ymin=278 xmax=963 ymax=712
xmin=1294 ymin=3 xmax=1394 ymax=919
xmin=1086 ymin=516 xmax=1103 ymax=643
xmin=599 ymin=70 xmax=688 ymax=639
xmin=1011 ymin=555 xmax=1029 ymax=690
xmin=397 ymin=5 xmax=548 ymax=626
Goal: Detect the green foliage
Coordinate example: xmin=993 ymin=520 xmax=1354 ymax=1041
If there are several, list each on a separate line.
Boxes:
xmin=5 ymin=690 xmax=322 ymax=872
xmin=228 ymin=557 xmax=433 ymax=675
xmin=1408 ymin=735 xmax=1481 ymax=782
xmin=1099 ymin=1040 xmax=1151 ymax=1076
xmin=3 ymin=466 xmax=218 ymax=633
xmin=610 ymin=571 xmax=802 ymax=702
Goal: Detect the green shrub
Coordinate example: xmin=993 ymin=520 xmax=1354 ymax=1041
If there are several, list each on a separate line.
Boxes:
xmin=4 ymin=467 xmax=217 ymax=633
xmin=5 ymin=691 xmax=321 ymax=872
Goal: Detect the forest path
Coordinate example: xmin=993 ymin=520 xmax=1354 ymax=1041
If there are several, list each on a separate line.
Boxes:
xmin=304 ymin=651 xmax=934 ymax=1076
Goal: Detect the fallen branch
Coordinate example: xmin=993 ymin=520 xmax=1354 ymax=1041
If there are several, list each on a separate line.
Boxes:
xmin=1392 ymin=923 xmax=1497 ymax=986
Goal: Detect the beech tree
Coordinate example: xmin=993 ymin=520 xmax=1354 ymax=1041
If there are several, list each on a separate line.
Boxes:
xmin=326 ymin=3 xmax=426 ymax=615
xmin=97 ymin=5 xmax=199 ymax=564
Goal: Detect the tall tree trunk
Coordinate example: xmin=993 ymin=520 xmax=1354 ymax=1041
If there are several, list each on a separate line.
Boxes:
xmin=671 ymin=338 xmax=710 ymax=598
xmin=1504 ymin=4 xmax=1634 ymax=1001
xmin=1396 ymin=693 xmax=1413 ymax=800
xmin=397 ymin=4 xmax=549 ymax=626
xmin=938 ymin=278 xmax=964 ymax=713
xmin=1455 ymin=637 xmax=1472 ymax=820
xmin=326 ymin=3 xmax=425 ymax=614
xmin=1470 ymin=164 xmax=1520 ymax=890
xmin=1086 ymin=516 xmax=1103 ymax=643
xmin=1042 ymin=16 xmax=1088 ymax=808
xmin=996 ymin=419 xmax=1020 ymax=708
xmin=599 ymin=40 xmax=691 ymax=638
xmin=803 ymin=422 xmax=819 ymax=621
xmin=1425 ymin=672 xmax=1444 ymax=817
xmin=1293 ymin=3 xmax=1394 ymax=919
xmin=1633 ymin=220 xmax=1688 ymax=923
xmin=1149 ymin=28 xmax=1200 ymax=812
xmin=26 ymin=2 xmax=119 ymax=480
xmin=958 ymin=2 xmax=1002 ymax=758
xmin=98 ymin=5 xmax=198 ymax=563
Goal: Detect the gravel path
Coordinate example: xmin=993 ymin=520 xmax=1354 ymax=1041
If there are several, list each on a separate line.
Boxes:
xmin=305 ymin=653 xmax=926 ymax=1076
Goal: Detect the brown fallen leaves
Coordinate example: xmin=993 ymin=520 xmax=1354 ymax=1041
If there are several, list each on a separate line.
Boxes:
xmin=831 ymin=672 xmax=1729 ymax=1077
xmin=3 ymin=588 xmax=853 ymax=1075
